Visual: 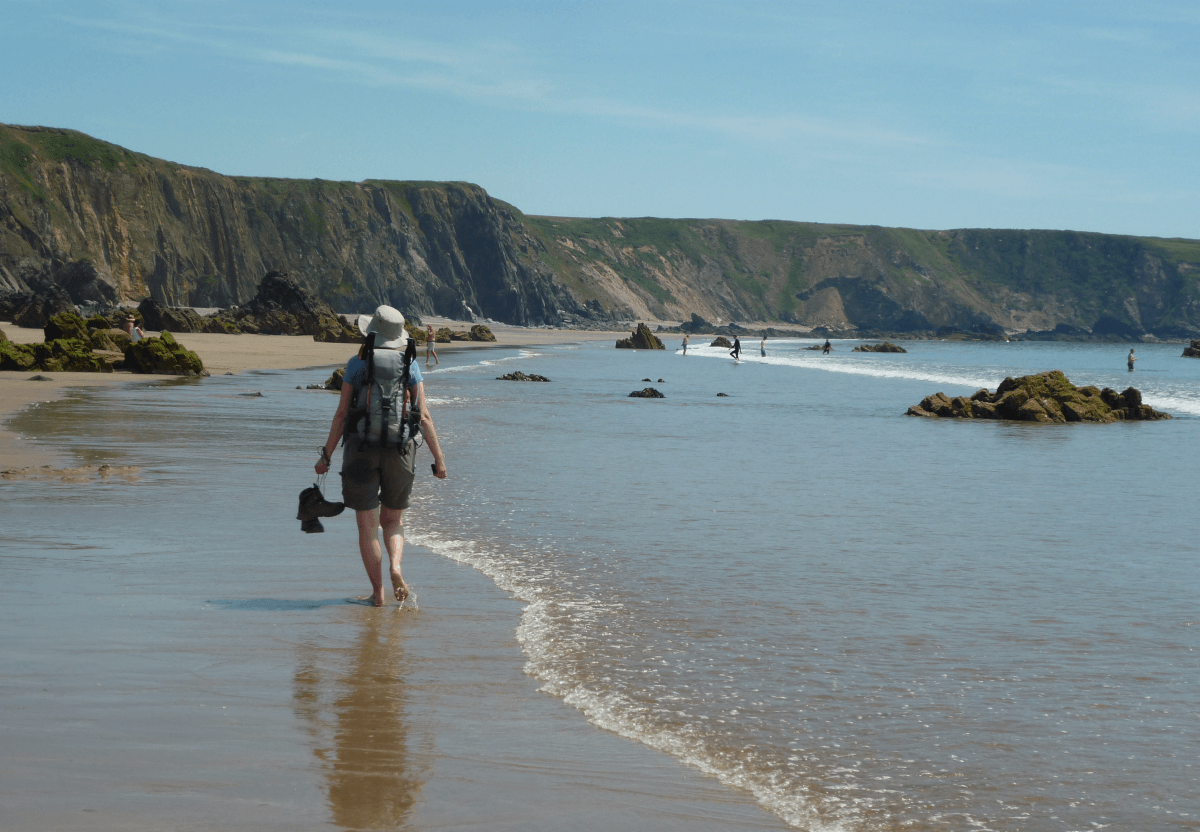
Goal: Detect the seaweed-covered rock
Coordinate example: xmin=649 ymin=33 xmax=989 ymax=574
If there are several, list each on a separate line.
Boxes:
xmin=497 ymin=371 xmax=550 ymax=381
xmin=0 ymin=340 xmax=36 ymax=370
xmin=86 ymin=314 xmax=113 ymax=330
xmin=44 ymin=311 xmax=90 ymax=343
xmin=1183 ymin=340 xmax=1200 ymax=358
xmin=26 ymin=339 xmax=113 ymax=372
xmin=405 ymin=323 xmax=427 ymax=344
xmin=906 ymin=370 xmax=1170 ymax=422
xmin=629 ymin=387 xmax=665 ymax=398
xmin=470 ymin=324 xmax=496 ymax=342
xmin=710 ymin=336 xmax=733 ymax=349
xmin=124 ymin=331 xmax=208 ymax=377
xmin=325 ymin=368 xmax=345 ymax=390
xmin=435 ymin=327 xmax=454 ymax=343
xmin=616 ymin=323 xmax=665 ymax=350
xmin=853 ymin=342 xmax=907 ymax=353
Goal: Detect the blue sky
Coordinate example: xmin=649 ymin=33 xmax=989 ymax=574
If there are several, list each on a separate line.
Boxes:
xmin=4 ymin=0 xmax=1198 ymax=238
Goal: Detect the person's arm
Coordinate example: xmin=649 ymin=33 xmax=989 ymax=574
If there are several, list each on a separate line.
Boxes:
xmin=412 ymin=381 xmax=447 ymax=479
xmin=315 ymin=383 xmax=354 ymax=475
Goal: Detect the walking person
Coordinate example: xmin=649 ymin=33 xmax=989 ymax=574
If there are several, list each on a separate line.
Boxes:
xmin=316 ymin=306 xmax=447 ymax=607
xmin=425 ymin=324 xmax=440 ymax=367
xmin=682 ymin=333 xmax=689 ymax=355
xmin=760 ymin=334 xmax=767 ymax=357
xmin=730 ymin=336 xmax=741 ymax=362
xmin=1127 ymin=348 xmax=1137 ymax=372
xmin=821 ymin=339 xmax=832 ymax=355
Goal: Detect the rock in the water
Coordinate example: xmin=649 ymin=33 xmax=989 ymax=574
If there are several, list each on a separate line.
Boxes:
xmin=853 ymin=342 xmax=907 ymax=353
xmin=497 ymin=371 xmax=550 ymax=381
xmin=629 ymin=387 xmax=664 ymax=398
xmin=325 ymin=367 xmax=345 ymax=390
xmin=710 ymin=336 xmax=733 ymax=349
xmin=716 ymin=392 xmax=729 ymax=397
xmin=123 ymin=331 xmax=209 ymax=377
xmin=1183 ymin=340 xmax=1200 ymax=357
xmin=616 ymin=323 xmax=665 ymax=350
xmin=906 ymin=370 xmax=1170 ymax=422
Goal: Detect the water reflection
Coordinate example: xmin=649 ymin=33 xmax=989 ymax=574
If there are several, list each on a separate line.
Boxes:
xmin=294 ymin=611 xmax=423 ymax=830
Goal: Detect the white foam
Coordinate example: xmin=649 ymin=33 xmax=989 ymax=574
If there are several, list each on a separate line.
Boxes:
xmin=408 ymin=527 xmax=852 ymax=831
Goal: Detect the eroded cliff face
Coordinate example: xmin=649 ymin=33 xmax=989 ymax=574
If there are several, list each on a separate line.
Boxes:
xmin=3 ymin=124 xmax=1199 ymax=336
xmin=0 ymin=125 xmax=582 ymax=325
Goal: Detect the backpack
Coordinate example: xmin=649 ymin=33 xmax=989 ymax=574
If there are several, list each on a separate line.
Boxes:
xmin=345 ymin=335 xmax=421 ymax=448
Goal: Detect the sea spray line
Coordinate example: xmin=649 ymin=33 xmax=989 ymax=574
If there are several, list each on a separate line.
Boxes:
xmin=687 ymin=345 xmax=1200 ymax=416
xmin=407 ymin=528 xmax=853 ymax=831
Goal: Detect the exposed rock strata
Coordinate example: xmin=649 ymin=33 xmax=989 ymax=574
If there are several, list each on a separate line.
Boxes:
xmin=616 ymin=323 xmax=665 ymax=349
xmin=906 ymin=371 xmax=1170 ymax=423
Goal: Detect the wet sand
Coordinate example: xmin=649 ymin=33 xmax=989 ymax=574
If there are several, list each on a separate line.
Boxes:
xmin=1 ymin=319 xmax=628 ymax=470
xmin=0 ymin=343 xmax=788 ymax=831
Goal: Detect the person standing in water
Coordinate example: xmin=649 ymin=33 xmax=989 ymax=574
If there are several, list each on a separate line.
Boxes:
xmin=425 ymin=324 xmax=440 ymax=367
xmin=682 ymin=333 xmax=689 ymax=355
xmin=316 ymin=306 xmax=447 ymax=607
xmin=730 ymin=336 xmax=741 ymax=362
xmin=822 ymin=339 xmax=832 ymax=355
xmin=1127 ymin=348 xmax=1137 ymax=371
xmin=760 ymin=334 xmax=767 ymax=357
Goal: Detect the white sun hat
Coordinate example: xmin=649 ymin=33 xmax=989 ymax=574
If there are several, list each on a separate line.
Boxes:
xmin=357 ymin=305 xmax=407 ymax=349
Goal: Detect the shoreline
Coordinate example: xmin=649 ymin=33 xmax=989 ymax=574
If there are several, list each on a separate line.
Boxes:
xmin=1 ymin=320 xmax=628 ymax=470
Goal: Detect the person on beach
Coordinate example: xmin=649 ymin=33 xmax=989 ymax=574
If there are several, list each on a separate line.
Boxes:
xmin=682 ymin=333 xmax=689 ymax=355
xmin=822 ymin=339 xmax=832 ymax=355
xmin=316 ymin=305 xmax=447 ymax=607
xmin=760 ymin=335 xmax=767 ymax=357
xmin=730 ymin=336 xmax=741 ymax=362
xmin=124 ymin=315 xmax=144 ymax=343
xmin=1127 ymin=349 xmax=1136 ymax=371
xmin=425 ymin=324 xmax=439 ymax=367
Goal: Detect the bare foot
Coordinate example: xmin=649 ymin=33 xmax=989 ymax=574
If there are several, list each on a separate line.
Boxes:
xmin=391 ymin=571 xmax=409 ymax=602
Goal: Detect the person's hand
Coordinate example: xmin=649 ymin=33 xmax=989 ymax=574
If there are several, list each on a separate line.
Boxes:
xmin=315 ymin=462 xmax=329 ymax=475
xmin=432 ymin=460 xmax=447 ymax=480
xmin=315 ymin=446 xmax=332 ymax=476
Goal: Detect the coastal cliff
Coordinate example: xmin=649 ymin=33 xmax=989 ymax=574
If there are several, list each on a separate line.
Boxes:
xmin=3 ymin=124 xmax=1199 ymax=337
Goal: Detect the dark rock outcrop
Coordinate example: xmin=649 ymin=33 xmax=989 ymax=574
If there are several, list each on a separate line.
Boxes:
xmin=629 ymin=387 xmax=665 ymax=398
xmin=138 ymin=297 xmax=205 ymax=333
xmin=906 ymin=371 xmax=1170 ymax=422
xmin=616 ymin=323 xmax=665 ymax=350
xmin=8 ymin=286 xmax=75 ymax=328
xmin=470 ymin=324 xmax=496 ymax=342
xmin=497 ymin=371 xmax=550 ymax=381
xmin=710 ymin=336 xmax=733 ymax=348
xmin=324 ymin=368 xmax=345 ymax=390
xmin=853 ymin=342 xmax=907 ymax=353
xmin=44 ymin=311 xmax=90 ymax=342
xmin=1183 ymin=340 xmax=1200 ymax=357
xmin=208 ymin=271 xmax=359 ymax=342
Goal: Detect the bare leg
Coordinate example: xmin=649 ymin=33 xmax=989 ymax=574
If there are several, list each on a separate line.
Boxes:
xmin=380 ymin=506 xmax=408 ymax=601
xmin=355 ymin=508 xmax=386 ymax=606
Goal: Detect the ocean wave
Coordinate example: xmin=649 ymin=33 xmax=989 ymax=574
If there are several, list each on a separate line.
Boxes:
xmin=407 ymin=527 xmax=851 ymax=831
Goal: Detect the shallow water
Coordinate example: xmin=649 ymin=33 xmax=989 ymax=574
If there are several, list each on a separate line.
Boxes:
xmin=4 ymin=338 xmax=1199 ymax=830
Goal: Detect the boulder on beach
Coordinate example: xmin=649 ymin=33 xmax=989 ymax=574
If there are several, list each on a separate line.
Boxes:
xmin=853 ymin=342 xmax=907 ymax=353
xmin=710 ymin=336 xmax=733 ymax=348
xmin=629 ymin=387 xmax=665 ymax=398
xmin=906 ymin=370 xmax=1170 ymax=423
xmin=470 ymin=324 xmax=496 ymax=342
xmin=616 ymin=323 xmax=665 ymax=350
xmin=124 ymin=331 xmax=209 ymax=377
xmin=206 ymin=271 xmax=360 ymax=342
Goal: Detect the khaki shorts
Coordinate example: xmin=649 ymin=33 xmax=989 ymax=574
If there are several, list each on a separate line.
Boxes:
xmin=340 ymin=439 xmax=417 ymax=512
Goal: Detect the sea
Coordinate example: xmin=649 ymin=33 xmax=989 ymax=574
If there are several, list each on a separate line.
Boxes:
xmin=3 ymin=335 xmax=1198 ymax=831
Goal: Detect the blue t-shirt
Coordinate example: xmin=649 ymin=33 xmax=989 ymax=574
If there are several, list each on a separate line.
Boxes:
xmin=344 ymin=349 xmax=423 ymax=396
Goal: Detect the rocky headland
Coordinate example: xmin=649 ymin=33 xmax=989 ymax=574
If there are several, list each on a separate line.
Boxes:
xmin=3 ymin=124 xmax=1199 ymax=340
xmin=906 ymin=371 xmax=1170 ymax=423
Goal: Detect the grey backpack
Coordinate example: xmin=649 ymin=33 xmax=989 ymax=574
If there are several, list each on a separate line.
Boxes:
xmin=347 ymin=337 xmax=420 ymax=447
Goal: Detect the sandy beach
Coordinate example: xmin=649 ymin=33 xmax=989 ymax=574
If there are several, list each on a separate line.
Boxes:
xmin=1 ymin=319 xmax=628 ymax=470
